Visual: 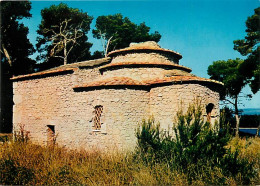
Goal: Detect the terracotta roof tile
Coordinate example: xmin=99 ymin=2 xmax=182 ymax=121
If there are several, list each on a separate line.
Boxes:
xmin=74 ymin=76 xmax=223 ymax=89
xmin=99 ymin=61 xmax=192 ymax=72
xmin=107 ymin=47 xmax=182 ymax=59
xmin=11 ymin=68 xmax=76 ymax=81
xmin=73 ymin=77 xmax=147 ymax=89
xmin=11 ymin=58 xmax=111 ymax=81
xmin=49 ymin=57 xmax=111 ymax=70
xmin=143 ymin=76 xmax=224 ymax=86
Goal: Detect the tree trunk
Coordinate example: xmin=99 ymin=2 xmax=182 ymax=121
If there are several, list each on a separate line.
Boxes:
xmin=64 ymin=39 xmax=67 ymax=65
xmin=234 ymin=95 xmax=240 ymax=136
xmin=64 ymin=56 xmax=67 ymax=65
xmin=105 ymin=36 xmax=113 ymax=57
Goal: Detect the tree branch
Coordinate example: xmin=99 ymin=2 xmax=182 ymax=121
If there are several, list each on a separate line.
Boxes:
xmin=52 ymin=55 xmax=64 ymax=59
xmin=46 ymin=18 xmax=85 ymax=64
xmin=105 ymin=35 xmax=113 ymax=57
xmin=222 ymin=98 xmax=235 ymax=106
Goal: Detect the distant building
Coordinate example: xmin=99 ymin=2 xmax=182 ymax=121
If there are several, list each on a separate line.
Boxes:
xmin=12 ymin=41 xmax=223 ymax=151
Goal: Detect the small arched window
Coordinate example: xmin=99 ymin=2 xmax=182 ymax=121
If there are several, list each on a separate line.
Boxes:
xmin=93 ymin=105 xmax=103 ymax=130
xmin=206 ymin=103 xmax=214 ymax=123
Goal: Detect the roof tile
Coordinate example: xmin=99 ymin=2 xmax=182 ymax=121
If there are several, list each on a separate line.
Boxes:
xmin=107 ymin=46 xmax=182 ymax=59
xmin=73 ymin=76 xmax=223 ymax=89
xmin=99 ymin=61 xmax=192 ymax=72
xmin=11 ymin=68 xmax=76 ymax=81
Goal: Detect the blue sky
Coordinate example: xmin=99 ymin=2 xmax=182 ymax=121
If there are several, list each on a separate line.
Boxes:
xmin=22 ymin=0 xmax=260 ymax=108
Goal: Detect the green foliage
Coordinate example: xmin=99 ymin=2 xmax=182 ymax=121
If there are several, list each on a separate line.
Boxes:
xmin=207 ymin=58 xmax=246 ymax=98
xmin=1 ymin=1 xmax=35 ymax=133
xmin=221 ymin=148 xmax=256 ymax=184
xmin=135 ymin=118 xmax=168 ymax=163
xmin=92 ymin=13 xmax=161 ymax=53
xmin=36 ymin=3 xmax=93 ymax=69
xmin=0 ymin=1 xmax=35 ymax=75
xmin=220 ymin=107 xmax=236 ymax=130
xmin=207 ymin=58 xmax=247 ymax=135
xmin=135 ymin=103 xmax=256 ymax=184
xmin=233 ymin=7 xmax=260 ymax=94
xmin=90 ymin=50 xmax=105 ymax=60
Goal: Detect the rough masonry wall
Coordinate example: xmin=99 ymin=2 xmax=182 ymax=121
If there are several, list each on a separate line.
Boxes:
xmin=102 ymin=67 xmax=167 ymax=81
xmin=13 ymin=70 xmax=150 ymax=151
xmin=112 ymin=52 xmax=179 ymax=64
xmin=149 ymin=83 xmax=220 ymax=132
xmin=70 ymin=88 xmax=150 ymax=151
xmin=13 ymin=73 xmax=75 ymax=145
xmin=74 ymin=68 xmax=101 ymax=85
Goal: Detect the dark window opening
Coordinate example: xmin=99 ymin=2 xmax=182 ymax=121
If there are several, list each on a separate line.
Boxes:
xmin=47 ymin=125 xmax=55 ymax=146
xmin=206 ymin=103 xmax=214 ymax=122
xmin=93 ymin=105 xmax=103 ymax=130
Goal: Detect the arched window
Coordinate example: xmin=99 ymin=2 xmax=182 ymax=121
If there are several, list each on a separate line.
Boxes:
xmin=206 ymin=103 xmax=214 ymax=123
xmin=93 ymin=105 xmax=103 ymax=130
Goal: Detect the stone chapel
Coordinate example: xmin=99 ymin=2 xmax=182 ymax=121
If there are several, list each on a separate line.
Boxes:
xmin=12 ymin=41 xmax=223 ymax=151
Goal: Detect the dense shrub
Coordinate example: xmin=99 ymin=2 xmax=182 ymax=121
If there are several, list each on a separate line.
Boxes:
xmin=135 ymin=103 xmax=257 ymax=184
xmin=220 ymin=107 xmax=236 ymax=132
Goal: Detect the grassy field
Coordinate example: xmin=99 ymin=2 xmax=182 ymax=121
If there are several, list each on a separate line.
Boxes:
xmin=0 ymin=136 xmax=259 ymax=185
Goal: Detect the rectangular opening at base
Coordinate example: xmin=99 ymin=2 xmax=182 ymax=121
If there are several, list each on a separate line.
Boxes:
xmin=47 ymin=125 xmax=55 ymax=146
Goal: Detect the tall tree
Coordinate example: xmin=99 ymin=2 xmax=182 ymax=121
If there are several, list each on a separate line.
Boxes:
xmin=207 ymin=59 xmax=248 ymax=136
xmin=0 ymin=1 xmax=35 ymax=133
xmin=36 ymin=3 xmax=93 ymax=69
xmin=233 ymin=7 xmax=260 ymax=94
xmin=93 ymin=13 xmax=161 ymax=56
xmin=1 ymin=1 xmax=35 ymax=75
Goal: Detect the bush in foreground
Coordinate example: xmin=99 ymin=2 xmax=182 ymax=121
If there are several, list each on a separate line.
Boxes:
xmin=135 ymin=103 xmax=258 ymax=185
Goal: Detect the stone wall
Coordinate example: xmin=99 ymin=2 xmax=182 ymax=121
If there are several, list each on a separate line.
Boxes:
xmin=75 ymin=68 xmax=101 ymax=85
xmin=149 ymin=83 xmax=220 ymax=132
xmin=13 ymin=71 xmax=150 ymax=151
xmin=71 ymin=88 xmax=150 ymax=151
xmin=102 ymin=67 xmax=167 ymax=81
xmin=13 ymin=73 xmax=75 ymax=145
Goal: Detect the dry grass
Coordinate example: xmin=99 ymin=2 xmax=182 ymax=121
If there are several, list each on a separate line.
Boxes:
xmin=0 ymin=137 xmax=259 ymax=185
xmin=228 ymin=137 xmax=260 ymax=184
xmin=0 ymin=141 xmax=187 ymax=185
